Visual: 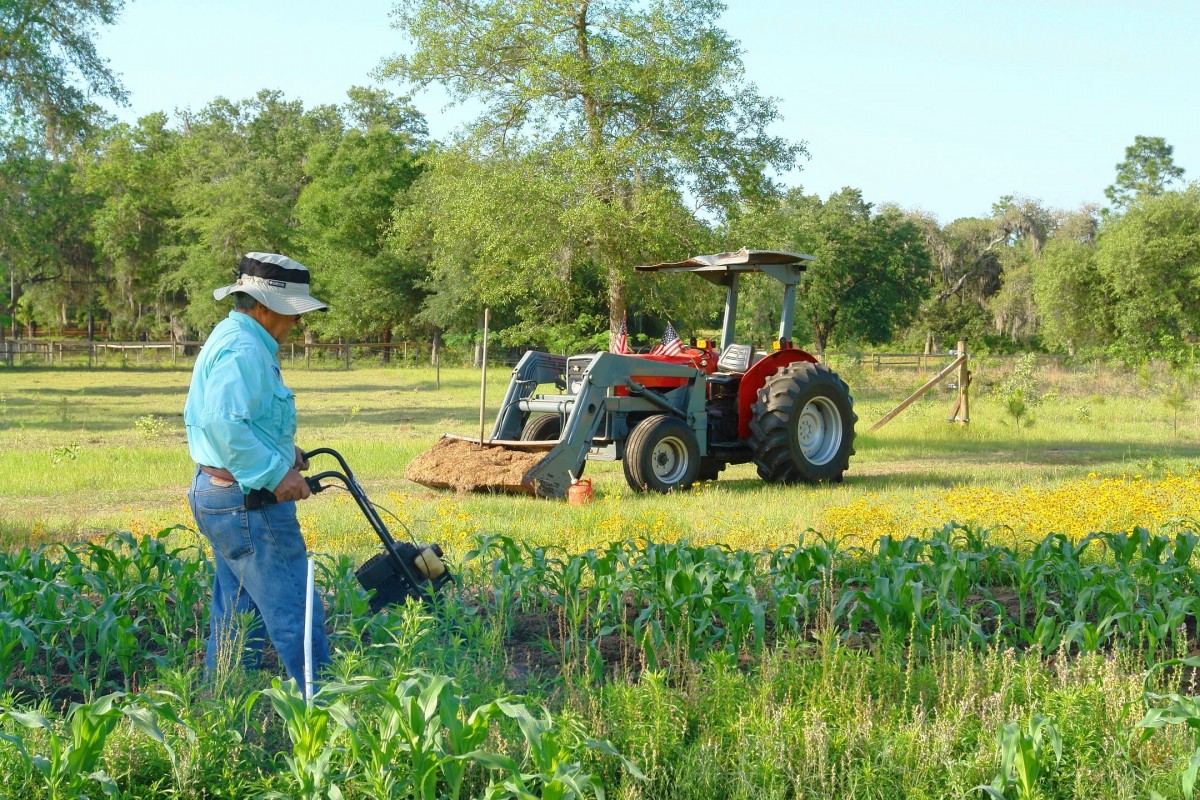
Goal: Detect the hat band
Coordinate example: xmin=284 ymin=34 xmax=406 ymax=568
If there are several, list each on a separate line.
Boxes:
xmin=239 ymin=254 xmax=310 ymax=285
xmin=236 ymin=273 xmax=317 ymax=298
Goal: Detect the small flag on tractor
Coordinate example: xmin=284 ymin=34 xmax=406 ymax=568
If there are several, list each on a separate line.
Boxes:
xmin=613 ymin=313 xmax=631 ymax=354
xmin=650 ymin=321 xmax=683 ymax=357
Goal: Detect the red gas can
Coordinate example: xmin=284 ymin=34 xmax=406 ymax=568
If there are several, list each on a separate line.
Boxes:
xmin=568 ymin=477 xmax=593 ymax=506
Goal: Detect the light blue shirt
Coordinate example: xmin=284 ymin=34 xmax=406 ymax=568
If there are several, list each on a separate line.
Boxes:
xmin=185 ymin=310 xmax=296 ymax=492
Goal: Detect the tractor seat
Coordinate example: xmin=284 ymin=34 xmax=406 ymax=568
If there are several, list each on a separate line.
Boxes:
xmin=716 ymin=343 xmax=754 ymax=373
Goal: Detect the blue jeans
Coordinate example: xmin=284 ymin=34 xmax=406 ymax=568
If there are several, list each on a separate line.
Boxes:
xmin=187 ymin=468 xmax=330 ymax=683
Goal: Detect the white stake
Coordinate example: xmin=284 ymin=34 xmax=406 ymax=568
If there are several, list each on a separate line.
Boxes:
xmin=304 ymin=557 xmax=314 ymax=702
xmin=479 ymin=307 xmax=490 ymax=445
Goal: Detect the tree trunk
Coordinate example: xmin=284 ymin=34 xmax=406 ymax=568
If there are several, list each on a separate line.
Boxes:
xmin=431 ymin=327 xmax=442 ymax=367
xmin=474 ymin=311 xmax=485 ymax=367
xmin=380 ymin=327 xmax=392 ymax=365
xmin=608 ymin=264 xmax=626 ymax=352
xmin=10 ymin=268 xmax=18 ymax=340
xmin=811 ymin=317 xmax=829 ymax=358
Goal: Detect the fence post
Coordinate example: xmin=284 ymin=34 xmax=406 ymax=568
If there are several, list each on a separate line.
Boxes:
xmin=956 ymin=340 xmax=970 ymax=424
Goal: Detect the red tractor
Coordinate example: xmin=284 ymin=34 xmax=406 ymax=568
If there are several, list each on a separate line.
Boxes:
xmin=410 ymin=249 xmax=857 ymax=498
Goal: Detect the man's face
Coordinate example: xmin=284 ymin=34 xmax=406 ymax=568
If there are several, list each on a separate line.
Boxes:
xmin=250 ymin=303 xmax=302 ymax=344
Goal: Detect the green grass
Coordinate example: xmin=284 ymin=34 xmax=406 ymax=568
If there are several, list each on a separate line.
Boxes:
xmin=2 ymin=359 xmax=1199 ymax=550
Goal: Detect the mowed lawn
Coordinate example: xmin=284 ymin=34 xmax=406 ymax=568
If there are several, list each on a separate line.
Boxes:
xmin=2 ymin=358 xmax=1200 ymax=553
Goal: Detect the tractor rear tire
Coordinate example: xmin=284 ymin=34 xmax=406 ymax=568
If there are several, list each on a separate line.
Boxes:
xmin=750 ymin=361 xmax=856 ymax=484
xmin=623 ymin=414 xmax=700 ymax=493
xmin=520 ymin=414 xmax=561 ymax=441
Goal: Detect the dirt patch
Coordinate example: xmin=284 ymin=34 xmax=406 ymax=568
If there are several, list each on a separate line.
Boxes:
xmin=405 ymin=438 xmax=546 ymax=494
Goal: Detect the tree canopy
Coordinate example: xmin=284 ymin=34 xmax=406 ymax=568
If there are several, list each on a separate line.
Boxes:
xmin=2 ymin=8 xmax=1200 ymax=365
xmin=0 ymin=0 xmax=127 ymax=141
xmin=729 ymin=188 xmax=932 ymax=353
xmin=380 ymin=0 xmax=798 ymax=347
xmin=1105 ymin=135 xmax=1186 ymax=210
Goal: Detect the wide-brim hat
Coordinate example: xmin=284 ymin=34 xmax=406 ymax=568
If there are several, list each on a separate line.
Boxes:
xmin=213 ymin=253 xmax=328 ymax=315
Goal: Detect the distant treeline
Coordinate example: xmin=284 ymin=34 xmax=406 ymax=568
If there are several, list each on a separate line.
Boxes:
xmin=2 ymin=1 xmax=1197 ymax=363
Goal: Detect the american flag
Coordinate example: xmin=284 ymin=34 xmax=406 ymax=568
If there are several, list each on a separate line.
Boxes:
xmin=649 ymin=321 xmax=683 ymax=357
xmin=613 ymin=313 xmax=631 ymax=354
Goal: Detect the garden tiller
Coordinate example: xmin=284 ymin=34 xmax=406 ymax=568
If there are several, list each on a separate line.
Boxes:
xmin=303 ymin=447 xmax=455 ymax=613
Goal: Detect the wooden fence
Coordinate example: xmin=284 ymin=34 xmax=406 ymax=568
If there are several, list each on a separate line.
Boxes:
xmin=0 ymin=338 xmax=476 ymax=369
xmin=1 ymin=338 xmax=1074 ymax=371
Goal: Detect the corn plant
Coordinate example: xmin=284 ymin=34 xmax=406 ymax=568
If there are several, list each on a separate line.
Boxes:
xmin=0 ymin=612 xmax=34 ymax=687
xmin=1143 ymin=592 xmax=1192 ymax=666
xmin=485 ymin=703 xmax=645 ymax=799
xmin=343 ymin=672 xmax=482 ymax=799
xmin=354 ymin=672 xmax=449 ymax=799
xmin=0 ymin=692 xmax=140 ymax=800
xmin=975 ymin=714 xmax=1063 ymax=800
xmin=848 ymin=569 xmax=929 ymax=641
xmin=436 ymin=688 xmax=507 ymax=799
xmin=1137 ymin=656 xmax=1200 ymax=799
xmin=146 ymin=668 xmax=261 ymax=795
xmin=261 ymin=678 xmax=356 ymax=800
xmin=1065 ymin=611 xmax=1124 ymax=654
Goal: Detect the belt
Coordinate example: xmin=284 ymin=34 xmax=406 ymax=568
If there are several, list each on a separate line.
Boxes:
xmin=197 ymin=465 xmax=276 ymax=509
xmin=198 ymin=464 xmax=236 ymax=483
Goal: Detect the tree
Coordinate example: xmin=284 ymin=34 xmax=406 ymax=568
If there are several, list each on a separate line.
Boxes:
xmin=1105 ymin=135 xmax=1185 ymax=210
xmin=0 ymin=136 xmax=100 ymax=338
xmin=729 ymin=187 xmax=931 ymax=353
xmin=0 ymin=0 xmax=128 ymax=140
xmin=295 ymin=88 xmax=428 ymax=348
xmin=81 ymin=113 xmax=181 ymax=338
xmin=165 ymin=91 xmax=342 ymax=334
xmin=1094 ymin=186 xmax=1200 ymax=361
xmin=985 ymin=197 xmax=1055 ymax=347
xmin=909 ymin=197 xmax=1053 ymax=352
xmin=1030 ymin=207 xmax=1108 ymax=356
xmin=380 ymin=0 xmax=797 ymax=348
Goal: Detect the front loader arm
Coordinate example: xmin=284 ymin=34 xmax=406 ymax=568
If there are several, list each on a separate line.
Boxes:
xmin=521 ymin=352 xmax=704 ymax=498
xmin=490 ymin=351 xmax=568 ymax=440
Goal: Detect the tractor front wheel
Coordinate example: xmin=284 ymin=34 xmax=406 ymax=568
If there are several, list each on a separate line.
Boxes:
xmin=520 ymin=414 xmax=561 ymax=441
xmin=623 ymin=414 xmax=700 ymax=493
xmin=750 ymin=361 xmax=856 ymax=483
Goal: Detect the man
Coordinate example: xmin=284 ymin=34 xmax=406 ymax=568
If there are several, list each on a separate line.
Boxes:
xmin=184 ymin=252 xmax=331 ymax=683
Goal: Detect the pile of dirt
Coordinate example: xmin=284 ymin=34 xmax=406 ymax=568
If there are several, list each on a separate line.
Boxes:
xmin=405 ymin=438 xmax=546 ymax=494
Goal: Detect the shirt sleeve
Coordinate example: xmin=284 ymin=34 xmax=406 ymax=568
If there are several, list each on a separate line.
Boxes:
xmin=197 ymin=345 xmax=291 ymax=492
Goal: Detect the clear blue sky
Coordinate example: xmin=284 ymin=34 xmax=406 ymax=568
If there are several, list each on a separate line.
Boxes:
xmin=96 ymin=0 xmax=1199 ymax=224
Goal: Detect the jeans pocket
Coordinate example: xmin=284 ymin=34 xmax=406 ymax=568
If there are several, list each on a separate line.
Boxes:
xmin=196 ymin=497 xmax=254 ymax=561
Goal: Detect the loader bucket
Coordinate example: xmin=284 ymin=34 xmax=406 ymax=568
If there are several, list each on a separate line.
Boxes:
xmin=404 ymin=436 xmax=559 ymax=497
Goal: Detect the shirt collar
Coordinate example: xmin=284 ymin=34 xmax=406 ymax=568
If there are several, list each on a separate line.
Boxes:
xmin=229 ymin=309 xmax=280 ymax=356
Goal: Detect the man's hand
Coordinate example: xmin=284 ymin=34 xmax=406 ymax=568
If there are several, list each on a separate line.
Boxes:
xmin=273 ymin=468 xmax=312 ymax=503
xmin=293 ymin=445 xmax=309 ymax=471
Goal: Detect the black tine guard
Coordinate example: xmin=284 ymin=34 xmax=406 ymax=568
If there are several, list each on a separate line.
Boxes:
xmin=303 ymin=447 xmax=454 ymax=613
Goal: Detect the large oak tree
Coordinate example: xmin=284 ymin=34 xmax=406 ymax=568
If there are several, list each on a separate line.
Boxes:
xmin=380 ymin=0 xmax=798 ymax=348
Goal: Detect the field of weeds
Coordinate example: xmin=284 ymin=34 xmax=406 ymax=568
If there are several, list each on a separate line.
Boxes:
xmin=2 ymin=356 xmax=1200 ymax=797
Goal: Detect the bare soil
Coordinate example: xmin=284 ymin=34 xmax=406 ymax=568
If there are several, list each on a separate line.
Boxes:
xmin=404 ymin=438 xmax=545 ymax=493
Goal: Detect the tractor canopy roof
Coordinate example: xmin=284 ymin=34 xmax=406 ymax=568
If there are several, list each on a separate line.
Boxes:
xmin=635 ymin=248 xmax=815 ymax=286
